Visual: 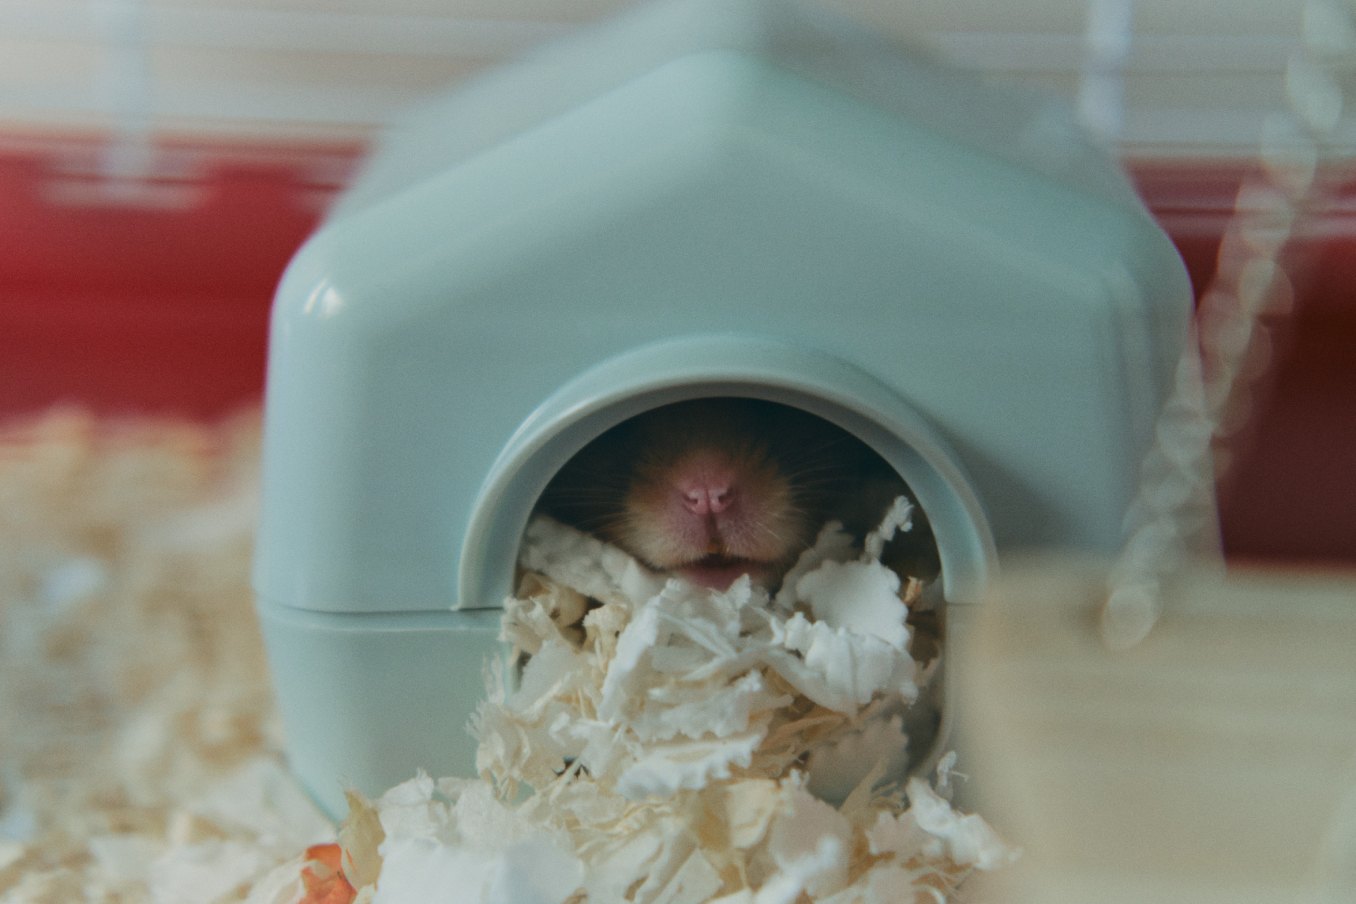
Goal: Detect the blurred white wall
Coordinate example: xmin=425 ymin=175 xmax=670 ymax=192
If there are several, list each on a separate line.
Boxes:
xmin=0 ymin=0 xmax=1345 ymax=159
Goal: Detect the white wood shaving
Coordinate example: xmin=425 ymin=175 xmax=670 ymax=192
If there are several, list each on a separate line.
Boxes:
xmin=332 ymin=515 xmax=1016 ymax=903
xmin=0 ymin=409 xmax=1014 ymax=903
xmin=0 ymin=408 xmax=332 ymax=904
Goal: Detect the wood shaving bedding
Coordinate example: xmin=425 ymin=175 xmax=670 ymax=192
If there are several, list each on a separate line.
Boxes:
xmin=311 ymin=516 xmax=1014 ymax=904
xmin=0 ymin=408 xmax=1014 ymax=903
xmin=0 ymin=408 xmax=331 ymax=903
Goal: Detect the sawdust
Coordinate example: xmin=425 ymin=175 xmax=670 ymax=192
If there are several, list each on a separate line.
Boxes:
xmin=0 ymin=407 xmax=329 ymax=903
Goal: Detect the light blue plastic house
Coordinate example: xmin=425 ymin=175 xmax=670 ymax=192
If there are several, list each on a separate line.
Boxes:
xmin=254 ymin=0 xmax=1193 ymax=817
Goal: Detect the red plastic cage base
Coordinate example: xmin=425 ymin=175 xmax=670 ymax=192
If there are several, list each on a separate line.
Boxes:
xmin=1 ymin=140 xmax=1352 ymax=566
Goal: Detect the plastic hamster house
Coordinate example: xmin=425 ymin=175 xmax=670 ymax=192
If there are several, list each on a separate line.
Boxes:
xmin=254 ymin=0 xmax=1192 ymax=817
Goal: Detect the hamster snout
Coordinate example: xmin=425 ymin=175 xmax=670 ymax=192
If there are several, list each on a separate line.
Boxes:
xmin=622 ymin=429 xmax=807 ymax=589
xmin=537 ymin=398 xmax=939 ymax=591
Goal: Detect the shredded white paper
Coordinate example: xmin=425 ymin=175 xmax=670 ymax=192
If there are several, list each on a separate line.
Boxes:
xmin=327 ymin=513 xmax=1016 ymax=903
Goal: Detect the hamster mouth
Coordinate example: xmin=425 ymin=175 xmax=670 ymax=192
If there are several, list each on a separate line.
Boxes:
xmin=676 ymin=554 xmax=774 ymax=590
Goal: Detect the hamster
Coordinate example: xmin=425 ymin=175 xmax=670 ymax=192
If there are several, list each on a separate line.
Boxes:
xmin=535 ymin=397 xmax=940 ymax=592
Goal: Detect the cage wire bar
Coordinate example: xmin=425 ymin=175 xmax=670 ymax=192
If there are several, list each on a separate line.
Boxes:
xmin=91 ymin=0 xmax=156 ymax=198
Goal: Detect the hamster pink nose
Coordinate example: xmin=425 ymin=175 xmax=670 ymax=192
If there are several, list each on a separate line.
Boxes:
xmin=681 ymin=483 xmax=734 ymax=515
